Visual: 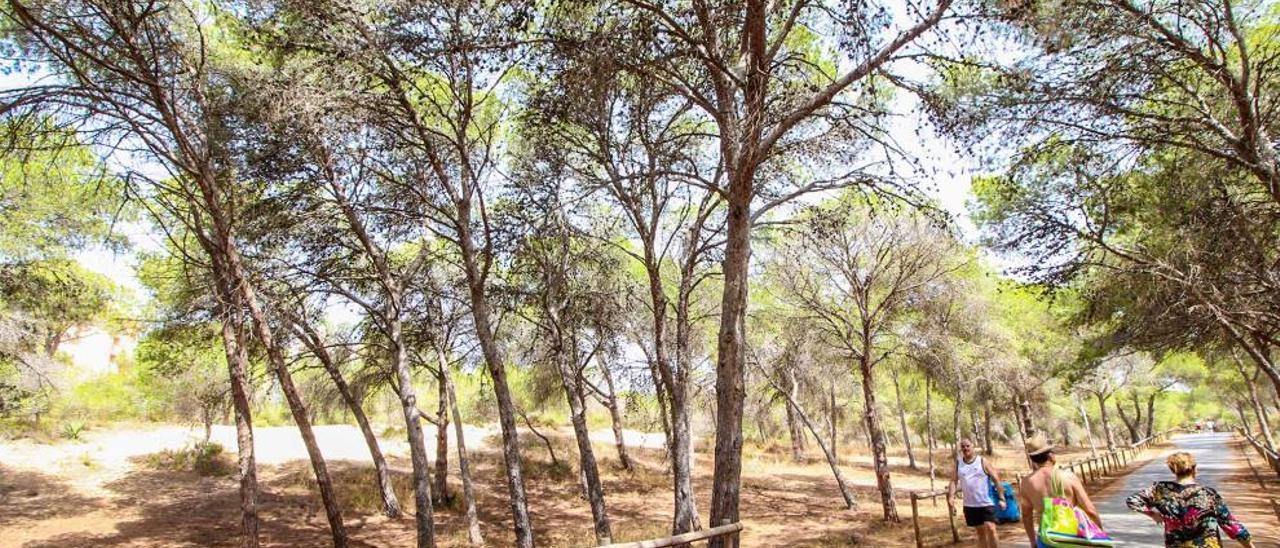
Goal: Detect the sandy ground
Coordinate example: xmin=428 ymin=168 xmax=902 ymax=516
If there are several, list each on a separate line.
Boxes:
xmin=3 ymin=424 xmax=1277 ymax=547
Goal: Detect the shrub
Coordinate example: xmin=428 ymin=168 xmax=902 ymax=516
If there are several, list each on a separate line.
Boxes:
xmin=61 ymin=420 xmax=86 ymax=440
xmin=144 ymin=441 xmax=234 ymax=476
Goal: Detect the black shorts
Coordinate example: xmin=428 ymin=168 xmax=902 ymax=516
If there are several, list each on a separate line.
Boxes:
xmin=963 ymin=505 xmax=997 ymax=527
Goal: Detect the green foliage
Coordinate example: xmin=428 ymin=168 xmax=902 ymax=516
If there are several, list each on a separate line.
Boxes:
xmin=60 ymin=420 xmax=85 ymax=440
xmin=0 ymin=121 xmax=127 ymax=261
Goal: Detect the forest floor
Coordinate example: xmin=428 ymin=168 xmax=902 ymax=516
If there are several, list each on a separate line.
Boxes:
xmin=2 ymin=424 xmax=1277 ymax=547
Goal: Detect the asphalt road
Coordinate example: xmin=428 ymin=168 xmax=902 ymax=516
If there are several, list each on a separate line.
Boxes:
xmin=1011 ymin=432 xmax=1241 ymax=547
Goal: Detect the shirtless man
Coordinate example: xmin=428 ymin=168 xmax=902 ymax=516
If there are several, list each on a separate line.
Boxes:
xmin=1018 ymin=434 xmax=1102 ymax=547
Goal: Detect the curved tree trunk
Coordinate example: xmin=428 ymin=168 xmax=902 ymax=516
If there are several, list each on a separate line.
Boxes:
xmin=230 ymin=256 xmax=349 ymax=548
xmin=293 ymin=321 xmax=402 ymax=518
xmin=1096 ymin=392 xmax=1116 ymax=452
xmin=458 ymin=225 xmax=532 ymax=548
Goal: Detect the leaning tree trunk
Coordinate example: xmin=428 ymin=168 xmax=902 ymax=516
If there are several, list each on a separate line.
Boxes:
xmin=1235 ymin=402 xmax=1252 ymax=434
xmin=384 ymin=315 xmax=437 ymax=548
xmin=599 ymin=355 xmax=634 ymax=470
xmin=1096 ymin=393 xmax=1116 ymax=452
xmin=553 ymin=329 xmax=612 ymax=544
xmin=440 ymin=353 xmax=483 ymax=545
xmin=231 ymin=259 xmax=349 ymax=548
xmin=215 ymin=290 xmax=260 ymax=548
xmin=858 ymin=352 xmax=898 ymax=522
xmin=774 ymin=378 xmax=856 ymax=509
xmin=1077 ymin=400 xmax=1099 ymax=457
xmin=1234 ymin=354 xmax=1278 ymax=450
xmin=458 ymin=221 xmax=532 ymax=548
xmin=1115 ymin=399 xmax=1140 ymax=445
xmin=295 ymin=321 xmax=402 ymax=518
xmin=434 ymin=372 xmax=452 ymax=507
xmin=891 ymin=370 xmax=916 ymax=469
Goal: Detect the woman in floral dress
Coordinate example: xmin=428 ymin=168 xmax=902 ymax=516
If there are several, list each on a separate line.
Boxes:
xmin=1126 ymin=452 xmax=1254 ymax=548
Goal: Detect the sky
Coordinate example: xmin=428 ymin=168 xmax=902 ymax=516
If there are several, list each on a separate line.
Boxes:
xmin=0 ymin=30 xmax=986 ymax=313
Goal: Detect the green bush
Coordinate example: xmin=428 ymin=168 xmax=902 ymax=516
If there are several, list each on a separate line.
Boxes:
xmin=60 ymin=420 xmax=86 ymax=440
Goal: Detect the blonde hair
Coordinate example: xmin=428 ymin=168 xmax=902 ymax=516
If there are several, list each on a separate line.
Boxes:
xmin=1167 ymin=452 xmax=1197 ymax=478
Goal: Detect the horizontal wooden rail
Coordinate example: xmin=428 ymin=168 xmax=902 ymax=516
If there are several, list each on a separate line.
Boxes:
xmin=909 ymin=488 xmax=959 ymax=548
xmin=1236 ymin=427 xmax=1280 ymax=478
xmin=601 ymin=522 xmax=743 ymax=548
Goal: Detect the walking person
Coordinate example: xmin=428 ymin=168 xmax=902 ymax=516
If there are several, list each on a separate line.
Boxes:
xmin=1126 ymin=452 xmax=1254 ymax=547
xmin=948 ymin=438 xmax=1006 ymax=548
xmin=1017 ymin=434 xmax=1103 ymax=547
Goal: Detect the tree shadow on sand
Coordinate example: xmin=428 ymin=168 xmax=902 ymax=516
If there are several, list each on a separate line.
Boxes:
xmin=0 ymin=463 xmax=107 ymax=529
xmin=19 ymin=463 xmax=383 ymax=548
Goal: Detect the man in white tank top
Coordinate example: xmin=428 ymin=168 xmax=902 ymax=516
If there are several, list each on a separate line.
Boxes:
xmin=947 ymin=438 xmax=1007 ymax=548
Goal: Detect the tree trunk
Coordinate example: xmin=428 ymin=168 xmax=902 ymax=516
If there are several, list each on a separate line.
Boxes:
xmin=891 ymin=371 xmax=916 ymax=469
xmin=555 ymin=331 xmax=612 ymax=544
xmin=970 ymin=407 xmax=982 ymax=452
xmin=1233 ymin=353 xmax=1277 ymax=450
xmin=784 ymin=366 xmax=807 ymax=462
xmin=599 ymin=355 xmax=634 ymax=470
xmin=441 ymin=355 xmax=483 ymax=545
xmin=1077 ymin=400 xmax=1098 ymax=457
xmin=709 ymin=136 xmax=760 ymax=548
xmin=230 ymin=259 xmax=349 ymax=548
xmin=829 ymin=379 xmax=839 ymax=458
xmin=1143 ymin=393 xmax=1158 ymax=441
xmin=294 ymin=321 xmax=402 ymax=518
xmin=380 ymin=314 xmax=437 ymax=548
xmin=926 ymin=377 xmax=936 ymax=492
xmin=1096 ymin=392 xmax=1116 ymax=452
xmin=1235 ymin=401 xmax=1252 ymax=433
xmin=982 ymin=400 xmax=994 ymax=456
xmin=1115 ymin=399 xmax=1140 ymax=445
xmin=1013 ymin=399 xmax=1033 ymax=471
xmin=952 ymin=388 xmax=963 ymax=463
xmin=772 ymin=377 xmax=856 ymax=509
xmin=859 ymin=355 xmax=898 ymax=521
xmin=457 ymin=219 xmax=533 ymax=548
xmin=217 ymin=298 xmax=260 ymax=548
xmin=642 ymin=261 xmax=699 ymax=536
xmin=434 ymin=371 xmax=452 ymax=507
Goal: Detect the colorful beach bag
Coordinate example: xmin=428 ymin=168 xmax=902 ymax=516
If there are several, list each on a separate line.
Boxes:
xmin=988 ymin=480 xmax=1021 ymax=523
xmin=1038 ymin=471 xmax=1115 ymax=547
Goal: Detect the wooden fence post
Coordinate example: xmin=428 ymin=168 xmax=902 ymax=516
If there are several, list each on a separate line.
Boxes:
xmin=912 ymin=494 xmax=923 ymax=548
xmin=945 ymin=491 xmax=959 ymax=544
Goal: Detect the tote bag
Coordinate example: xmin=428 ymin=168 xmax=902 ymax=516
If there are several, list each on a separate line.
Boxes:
xmin=988 ymin=480 xmax=1021 ymax=523
xmin=1038 ymin=470 xmax=1115 ymax=547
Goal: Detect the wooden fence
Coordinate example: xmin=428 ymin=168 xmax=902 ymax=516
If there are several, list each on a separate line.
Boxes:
xmin=601 ymin=522 xmax=743 ymax=548
xmin=1236 ymin=427 xmax=1280 ymax=522
xmin=909 ymin=430 xmax=1174 ymax=548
